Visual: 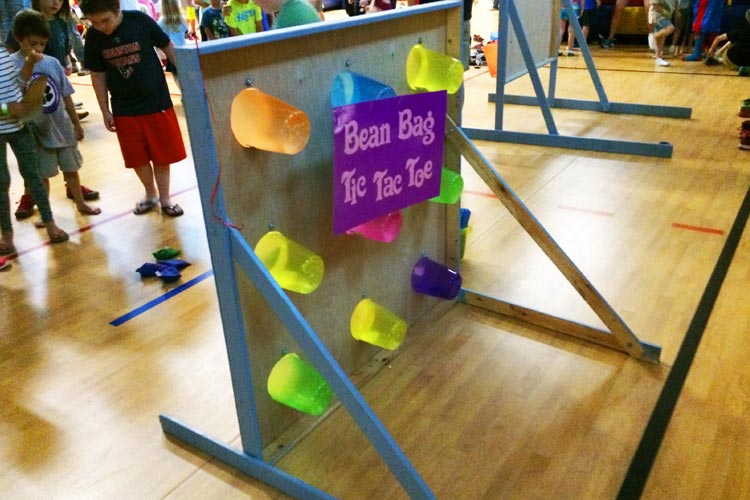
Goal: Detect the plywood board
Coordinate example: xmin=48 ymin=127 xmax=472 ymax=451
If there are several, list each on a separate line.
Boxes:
xmin=175 ymin=4 xmax=462 ymax=448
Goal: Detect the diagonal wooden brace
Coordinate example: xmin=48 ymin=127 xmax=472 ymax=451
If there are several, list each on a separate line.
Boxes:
xmin=446 ymin=116 xmax=660 ymax=363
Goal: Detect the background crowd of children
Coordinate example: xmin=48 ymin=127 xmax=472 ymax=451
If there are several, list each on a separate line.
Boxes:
xmin=0 ymin=0 xmax=323 ymax=263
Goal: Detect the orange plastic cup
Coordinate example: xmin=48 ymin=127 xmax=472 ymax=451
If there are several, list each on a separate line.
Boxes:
xmin=230 ymin=88 xmax=311 ymax=154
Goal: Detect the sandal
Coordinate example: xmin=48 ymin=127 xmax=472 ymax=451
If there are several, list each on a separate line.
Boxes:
xmin=134 ymin=198 xmax=158 ymax=215
xmin=161 ymin=204 xmax=184 ymax=217
xmin=49 ymin=230 xmax=69 ymax=244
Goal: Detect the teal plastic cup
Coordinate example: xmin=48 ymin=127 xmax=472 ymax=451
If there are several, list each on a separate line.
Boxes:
xmin=331 ymin=71 xmax=397 ymax=107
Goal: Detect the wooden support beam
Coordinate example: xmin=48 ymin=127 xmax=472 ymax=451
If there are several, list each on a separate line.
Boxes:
xmin=446 ymin=116 xmax=660 ymax=363
xmin=463 ymin=290 xmax=662 ymax=360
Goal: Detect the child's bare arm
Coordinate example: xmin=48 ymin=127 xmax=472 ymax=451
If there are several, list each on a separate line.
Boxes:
xmin=19 ymin=50 xmax=43 ymax=83
xmin=63 ymin=95 xmax=84 ymax=141
xmin=160 ymin=41 xmax=177 ymax=69
xmin=708 ymin=33 xmax=728 ymax=56
xmin=90 ymin=71 xmax=115 ymax=132
xmin=4 ymin=101 xmax=31 ymax=118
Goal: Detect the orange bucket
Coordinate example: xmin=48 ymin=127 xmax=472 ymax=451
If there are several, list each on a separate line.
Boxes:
xmin=484 ymin=42 xmax=498 ymax=78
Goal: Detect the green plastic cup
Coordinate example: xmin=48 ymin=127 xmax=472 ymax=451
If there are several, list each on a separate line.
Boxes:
xmin=267 ymin=353 xmax=334 ymax=416
xmin=430 ymin=168 xmax=464 ymax=204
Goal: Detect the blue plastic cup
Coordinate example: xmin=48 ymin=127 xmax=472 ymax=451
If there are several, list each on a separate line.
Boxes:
xmin=459 ymin=207 xmax=471 ymax=229
xmin=331 ymin=71 xmax=397 ymax=107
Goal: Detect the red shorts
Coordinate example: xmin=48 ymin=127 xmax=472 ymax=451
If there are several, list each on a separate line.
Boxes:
xmin=113 ymin=108 xmax=187 ymax=168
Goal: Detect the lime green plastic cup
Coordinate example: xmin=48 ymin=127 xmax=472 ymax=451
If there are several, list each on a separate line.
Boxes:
xmin=406 ymin=44 xmax=464 ymax=94
xmin=350 ymin=298 xmax=408 ymax=350
xmin=254 ymin=231 xmax=324 ymax=294
xmin=430 ymin=168 xmax=464 ymax=204
xmin=267 ymin=353 xmax=334 ymax=416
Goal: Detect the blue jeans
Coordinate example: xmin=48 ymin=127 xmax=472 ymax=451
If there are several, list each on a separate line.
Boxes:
xmin=0 ymin=126 xmax=53 ymax=233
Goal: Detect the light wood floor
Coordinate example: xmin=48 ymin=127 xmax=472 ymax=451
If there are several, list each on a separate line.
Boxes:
xmin=2 ymin=7 xmax=749 ymax=500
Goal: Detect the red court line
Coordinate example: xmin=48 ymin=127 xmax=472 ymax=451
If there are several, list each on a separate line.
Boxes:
xmin=558 ymin=204 xmax=615 ymax=217
xmin=4 ymin=185 xmax=198 ymax=261
xmin=671 ymin=222 xmax=725 ymax=235
xmin=463 ymin=189 xmax=497 ymax=198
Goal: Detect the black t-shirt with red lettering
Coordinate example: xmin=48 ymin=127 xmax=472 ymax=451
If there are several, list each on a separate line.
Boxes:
xmin=84 ymin=10 xmax=172 ymax=116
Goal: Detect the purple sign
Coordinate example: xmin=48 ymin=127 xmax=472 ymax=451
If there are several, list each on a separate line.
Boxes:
xmin=332 ymin=91 xmax=447 ymax=234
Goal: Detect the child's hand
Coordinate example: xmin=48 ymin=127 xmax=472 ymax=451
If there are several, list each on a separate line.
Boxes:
xmin=102 ymin=110 xmax=116 ymax=132
xmin=24 ymin=50 xmax=43 ymax=66
xmin=74 ymin=123 xmax=84 ymax=141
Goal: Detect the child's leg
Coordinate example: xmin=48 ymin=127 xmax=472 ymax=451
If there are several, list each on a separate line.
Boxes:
xmin=567 ymin=23 xmax=575 ymax=52
xmin=685 ymin=32 xmax=704 ymax=61
xmin=133 ymin=164 xmax=159 ymax=203
xmin=153 ymin=164 xmax=183 ymax=216
xmin=8 ymin=128 xmax=67 ymax=242
xmin=153 ymin=164 xmax=172 ymax=207
xmin=0 ymin=140 xmax=14 ymax=252
xmin=63 ymin=172 xmax=101 ymax=215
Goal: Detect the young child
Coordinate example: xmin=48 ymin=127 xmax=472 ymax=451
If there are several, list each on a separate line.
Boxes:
xmin=706 ymin=8 xmax=750 ymax=73
xmin=200 ymin=0 xmax=231 ymax=40
xmin=11 ymin=10 xmax=100 ymax=219
xmin=6 ymin=0 xmax=98 ymax=219
xmin=0 ymin=45 xmax=69 ymax=255
xmin=185 ymin=0 xmax=198 ymax=39
xmin=224 ymin=0 xmax=264 ymax=36
xmin=650 ymin=0 xmax=677 ymax=66
xmin=559 ymin=0 xmax=600 ymax=57
xmin=254 ymin=0 xmax=319 ymax=29
xmin=80 ymin=0 xmax=187 ymax=217
xmin=158 ymin=0 xmax=187 ymax=88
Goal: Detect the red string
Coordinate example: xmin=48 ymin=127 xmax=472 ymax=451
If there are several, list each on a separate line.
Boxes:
xmin=189 ymin=35 xmax=243 ymax=231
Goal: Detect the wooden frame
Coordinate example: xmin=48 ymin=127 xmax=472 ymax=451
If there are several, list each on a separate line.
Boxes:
xmin=165 ymin=4 xmax=462 ymax=499
xmin=447 ymin=116 xmax=661 ymax=362
xmin=162 ymin=2 xmax=660 ymax=498
xmin=464 ymin=0 xmax=692 ymax=158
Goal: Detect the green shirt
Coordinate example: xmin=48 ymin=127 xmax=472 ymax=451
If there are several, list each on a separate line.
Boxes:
xmin=225 ymin=0 xmax=264 ymax=34
xmin=274 ymin=0 xmax=321 ymax=29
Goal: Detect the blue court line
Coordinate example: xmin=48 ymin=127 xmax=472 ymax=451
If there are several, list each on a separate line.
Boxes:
xmin=110 ymin=270 xmax=215 ymax=326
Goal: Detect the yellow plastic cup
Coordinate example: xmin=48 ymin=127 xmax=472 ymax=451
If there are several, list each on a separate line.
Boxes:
xmin=459 ymin=225 xmax=472 ymax=260
xmin=406 ymin=44 xmax=464 ymax=94
xmin=254 ymin=231 xmax=324 ymax=294
xmin=230 ymin=88 xmax=311 ymax=154
xmin=350 ymin=298 xmax=408 ymax=350
xmin=267 ymin=353 xmax=334 ymax=416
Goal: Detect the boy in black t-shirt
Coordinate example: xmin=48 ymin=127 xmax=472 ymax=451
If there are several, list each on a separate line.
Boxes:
xmin=80 ymin=0 xmax=187 ymax=217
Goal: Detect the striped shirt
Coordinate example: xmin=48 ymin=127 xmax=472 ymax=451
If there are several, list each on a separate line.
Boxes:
xmin=0 ymin=47 xmax=23 ymax=134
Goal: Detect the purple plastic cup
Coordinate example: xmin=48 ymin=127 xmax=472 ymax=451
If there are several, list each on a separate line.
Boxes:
xmin=411 ymin=255 xmax=462 ymax=299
